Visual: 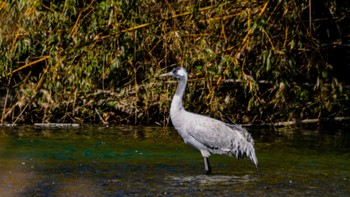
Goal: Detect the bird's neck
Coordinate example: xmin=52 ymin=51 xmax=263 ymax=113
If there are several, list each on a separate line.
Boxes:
xmin=170 ymin=77 xmax=187 ymax=115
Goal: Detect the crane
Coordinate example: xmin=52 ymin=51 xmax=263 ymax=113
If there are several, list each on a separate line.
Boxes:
xmin=160 ymin=67 xmax=258 ymax=174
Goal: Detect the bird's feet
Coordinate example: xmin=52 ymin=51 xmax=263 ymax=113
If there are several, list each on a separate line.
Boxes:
xmin=204 ymin=169 xmax=212 ymax=175
xmin=203 ymin=157 xmax=212 ymax=175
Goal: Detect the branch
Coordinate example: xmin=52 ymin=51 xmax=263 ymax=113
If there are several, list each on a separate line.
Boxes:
xmin=243 ymin=117 xmax=350 ymax=127
xmin=4 ymin=56 xmax=50 ymax=77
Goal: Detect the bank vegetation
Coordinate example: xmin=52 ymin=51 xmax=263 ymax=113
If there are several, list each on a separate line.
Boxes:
xmin=0 ymin=0 xmax=349 ymax=127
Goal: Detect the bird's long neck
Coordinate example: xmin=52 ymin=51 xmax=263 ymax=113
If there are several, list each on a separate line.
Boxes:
xmin=170 ymin=77 xmax=187 ymax=115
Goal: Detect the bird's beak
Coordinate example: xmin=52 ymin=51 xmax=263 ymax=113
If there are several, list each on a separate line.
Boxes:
xmin=159 ymin=71 xmax=173 ymax=77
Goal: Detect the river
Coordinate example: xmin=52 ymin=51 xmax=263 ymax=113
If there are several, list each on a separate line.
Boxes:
xmin=0 ymin=126 xmax=349 ymax=196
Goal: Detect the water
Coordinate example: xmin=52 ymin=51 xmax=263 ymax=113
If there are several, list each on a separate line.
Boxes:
xmin=0 ymin=126 xmax=349 ymax=196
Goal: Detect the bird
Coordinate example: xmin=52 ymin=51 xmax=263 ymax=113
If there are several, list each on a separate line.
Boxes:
xmin=160 ymin=67 xmax=258 ymax=174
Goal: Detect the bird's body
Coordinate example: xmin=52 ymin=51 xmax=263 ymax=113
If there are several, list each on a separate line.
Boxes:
xmin=161 ymin=67 xmax=258 ymax=174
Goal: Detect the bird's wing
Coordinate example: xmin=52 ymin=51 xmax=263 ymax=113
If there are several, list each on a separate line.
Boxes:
xmin=181 ymin=111 xmax=258 ymax=166
xmin=225 ymin=123 xmax=254 ymax=143
xmin=184 ymin=112 xmax=244 ymax=150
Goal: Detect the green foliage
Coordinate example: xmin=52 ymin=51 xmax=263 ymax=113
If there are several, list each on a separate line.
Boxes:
xmin=0 ymin=0 xmax=349 ymax=125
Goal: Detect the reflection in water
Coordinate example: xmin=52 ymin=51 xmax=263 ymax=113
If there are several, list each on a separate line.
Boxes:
xmin=167 ymin=174 xmax=255 ymax=185
xmin=0 ymin=126 xmax=349 ymax=196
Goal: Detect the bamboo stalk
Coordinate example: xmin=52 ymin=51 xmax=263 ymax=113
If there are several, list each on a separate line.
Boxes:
xmin=0 ymin=79 xmax=11 ymax=123
xmin=258 ymin=1 xmax=269 ymax=17
xmin=70 ymin=11 xmax=83 ymax=36
xmin=70 ymin=1 xmax=95 ymax=36
xmin=200 ymin=13 xmax=242 ymax=23
xmin=0 ymin=1 xmax=6 ymax=11
xmin=6 ymin=56 xmax=50 ymax=77
xmin=309 ymin=0 xmax=312 ymax=34
xmin=260 ymin=27 xmax=275 ymax=50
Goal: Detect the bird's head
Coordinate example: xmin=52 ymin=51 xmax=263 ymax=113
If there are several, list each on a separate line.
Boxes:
xmin=160 ymin=67 xmax=188 ymax=79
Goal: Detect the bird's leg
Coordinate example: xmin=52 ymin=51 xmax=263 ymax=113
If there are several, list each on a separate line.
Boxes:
xmin=203 ymin=157 xmax=212 ymax=175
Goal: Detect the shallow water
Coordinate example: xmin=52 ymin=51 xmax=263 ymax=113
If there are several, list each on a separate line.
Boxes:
xmin=0 ymin=126 xmax=349 ymax=196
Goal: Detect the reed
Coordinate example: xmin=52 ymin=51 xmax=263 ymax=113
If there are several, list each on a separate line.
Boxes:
xmin=0 ymin=0 xmax=349 ymax=125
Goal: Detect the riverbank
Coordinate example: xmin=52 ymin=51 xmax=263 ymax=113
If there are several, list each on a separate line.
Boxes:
xmin=1 ymin=0 xmax=349 ymax=125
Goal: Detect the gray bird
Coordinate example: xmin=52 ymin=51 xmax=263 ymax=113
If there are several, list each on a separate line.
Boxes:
xmin=160 ymin=67 xmax=258 ymax=174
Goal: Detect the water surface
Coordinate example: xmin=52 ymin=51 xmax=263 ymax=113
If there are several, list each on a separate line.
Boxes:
xmin=0 ymin=126 xmax=349 ymax=196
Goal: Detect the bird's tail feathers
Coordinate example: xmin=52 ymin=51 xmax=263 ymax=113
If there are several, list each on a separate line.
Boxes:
xmin=225 ymin=123 xmax=258 ymax=168
xmin=246 ymin=141 xmax=258 ymax=168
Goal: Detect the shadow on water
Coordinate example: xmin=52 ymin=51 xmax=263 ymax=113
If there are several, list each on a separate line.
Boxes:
xmin=0 ymin=126 xmax=349 ymax=196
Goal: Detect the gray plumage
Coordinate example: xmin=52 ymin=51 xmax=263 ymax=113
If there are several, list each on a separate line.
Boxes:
xmin=160 ymin=67 xmax=258 ymax=174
